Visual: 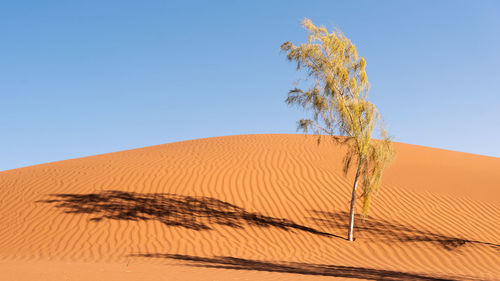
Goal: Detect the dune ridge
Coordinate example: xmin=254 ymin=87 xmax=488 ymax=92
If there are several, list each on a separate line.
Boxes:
xmin=0 ymin=134 xmax=498 ymax=280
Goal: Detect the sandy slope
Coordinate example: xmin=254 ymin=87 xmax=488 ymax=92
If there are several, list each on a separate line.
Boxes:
xmin=0 ymin=134 xmax=498 ymax=280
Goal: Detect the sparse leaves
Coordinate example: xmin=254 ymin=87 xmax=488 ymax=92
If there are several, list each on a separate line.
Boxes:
xmin=282 ymin=19 xmax=394 ymax=226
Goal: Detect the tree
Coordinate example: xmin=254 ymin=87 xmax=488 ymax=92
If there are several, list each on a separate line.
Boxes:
xmin=281 ymin=19 xmax=394 ymax=242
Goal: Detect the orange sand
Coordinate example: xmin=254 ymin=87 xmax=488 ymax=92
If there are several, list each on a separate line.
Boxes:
xmin=0 ymin=134 xmax=498 ymax=280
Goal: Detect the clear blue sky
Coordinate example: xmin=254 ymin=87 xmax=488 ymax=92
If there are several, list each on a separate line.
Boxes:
xmin=1 ymin=0 xmax=499 ymax=171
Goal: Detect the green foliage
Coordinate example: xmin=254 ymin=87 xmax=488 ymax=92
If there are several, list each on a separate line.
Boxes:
xmin=282 ymin=19 xmax=394 ymax=216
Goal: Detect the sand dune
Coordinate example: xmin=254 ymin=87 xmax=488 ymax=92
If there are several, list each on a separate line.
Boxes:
xmin=0 ymin=134 xmax=498 ymax=280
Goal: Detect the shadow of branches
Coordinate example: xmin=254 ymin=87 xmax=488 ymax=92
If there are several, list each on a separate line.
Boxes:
xmin=311 ymin=211 xmax=499 ymax=250
xmin=37 ymin=190 xmax=336 ymax=237
xmin=131 ymin=253 xmax=469 ymax=280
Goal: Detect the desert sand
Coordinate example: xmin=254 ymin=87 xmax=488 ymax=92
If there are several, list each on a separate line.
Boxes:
xmin=0 ymin=134 xmax=498 ymax=280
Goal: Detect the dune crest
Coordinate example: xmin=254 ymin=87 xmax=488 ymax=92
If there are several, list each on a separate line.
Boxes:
xmin=1 ymin=134 xmax=498 ymax=280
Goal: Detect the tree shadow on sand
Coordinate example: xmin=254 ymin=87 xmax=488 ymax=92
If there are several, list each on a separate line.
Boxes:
xmin=37 ymin=190 xmax=338 ymax=238
xmin=131 ymin=253 xmax=474 ymax=281
xmin=311 ymin=211 xmax=499 ymax=251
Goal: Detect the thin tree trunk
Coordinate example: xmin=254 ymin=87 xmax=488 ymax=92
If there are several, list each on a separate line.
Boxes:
xmin=347 ymin=159 xmax=363 ymax=242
